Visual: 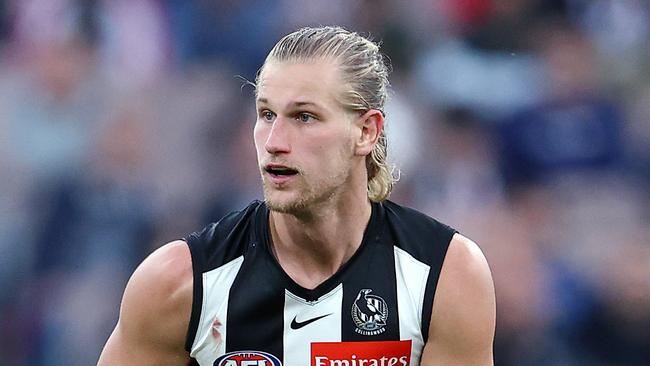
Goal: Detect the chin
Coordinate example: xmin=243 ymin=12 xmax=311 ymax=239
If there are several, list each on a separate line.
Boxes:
xmin=264 ymin=188 xmax=340 ymax=218
xmin=262 ymin=174 xmax=342 ymax=216
xmin=265 ymin=196 xmax=309 ymax=215
xmin=263 ymin=188 xmax=308 ymax=214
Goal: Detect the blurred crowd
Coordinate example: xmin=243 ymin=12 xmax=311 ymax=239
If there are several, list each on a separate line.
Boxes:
xmin=0 ymin=0 xmax=648 ymax=365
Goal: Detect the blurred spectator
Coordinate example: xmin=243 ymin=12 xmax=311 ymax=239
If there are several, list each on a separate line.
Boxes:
xmin=497 ymin=21 xmax=625 ymax=188
xmin=407 ymin=107 xmax=505 ymax=225
xmin=579 ymin=233 xmax=650 ymax=365
xmin=460 ymin=0 xmax=568 ymax=51
xmin=0 ymin=25 xmax=105 ymax=364
xmin=3 ymin=38 xmax=101 ymax=181
xmin=576 ymin=0 xmax=650 ymax=86
xmin=166 ymin=0 xmax=283 ymax=78
xmin=0 ymin=1 xmax=9 ymax=44
xmin=278 ymin=0 xmax=361 ymax=33
xmin=98 ymin=0 xmax=170 ymax=91
xmin=143 ymin=64 xmax=246 ymax=240
xmin=551 ymin=179 xmax=650 ymax=365
xmin=626 ymin=85 xmax=650 ymax=183
xmin=464 ymin=202 xmax=563 ymax=366
xmin=26 ymin=103 xmax=156 ymax=365
xmin=414 ymin=36 xmax=543 ymax=117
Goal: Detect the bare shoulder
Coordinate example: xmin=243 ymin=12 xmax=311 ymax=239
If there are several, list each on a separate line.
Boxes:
xmin=120 ymin=240 xmax=193 ymax=334
xmin=438 ymin=234 xmax=494 ymax=300
xmin=128 ymin=240 xmax=193 ymax=301
xmin=98 ymin=240 xmax=193 ymax=365
xmin=421 ymin=233 xmax=496 ymax=365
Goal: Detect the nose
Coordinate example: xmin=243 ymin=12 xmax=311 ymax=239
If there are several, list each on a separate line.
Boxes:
xmin=264 ymin=117 xmax=291 ymax=154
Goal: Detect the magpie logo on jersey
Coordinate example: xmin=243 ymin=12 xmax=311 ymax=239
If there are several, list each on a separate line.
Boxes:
xmin=351 ymin=289 xmax=389 ymax=335
xmin=214 ymin=351 xmax=282 ymax=366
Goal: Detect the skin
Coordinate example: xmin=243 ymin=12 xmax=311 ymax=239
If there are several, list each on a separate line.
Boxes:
xmin=97 ymin=59 xmax=495 ymax=365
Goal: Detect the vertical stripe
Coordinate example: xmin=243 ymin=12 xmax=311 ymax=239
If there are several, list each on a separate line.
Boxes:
xmin=341 ymin=241 xmax=400 ymax=341
xmin=282 ymin=284 xmax=343 ymax=366
xmin=394 ymin=246 xmax=430 ymax=365
xmin=225 ymin=249 xmax=286 ymax=360
xmin=190 ymin=256 xmax=244 ymax=365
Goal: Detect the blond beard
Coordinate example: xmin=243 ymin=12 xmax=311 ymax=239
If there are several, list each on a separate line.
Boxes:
xmin=262 ymin=169 xmax=348 ymax=216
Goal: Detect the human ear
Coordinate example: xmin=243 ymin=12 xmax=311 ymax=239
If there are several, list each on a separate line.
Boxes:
xmin=354 ymin=109 xmax=384 ymax=157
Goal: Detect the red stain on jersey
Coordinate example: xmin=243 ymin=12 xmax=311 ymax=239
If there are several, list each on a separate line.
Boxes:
xmin=211 ymin=318 xmax=223 ymax=344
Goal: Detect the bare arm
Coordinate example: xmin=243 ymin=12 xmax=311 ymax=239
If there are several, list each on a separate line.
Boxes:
xmin=97 ymin=241 xmax=193 ymax=365
xmin=421 ymin=234 xmax=496 ymax=366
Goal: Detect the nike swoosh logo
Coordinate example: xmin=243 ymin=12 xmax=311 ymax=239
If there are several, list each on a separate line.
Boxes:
xmin=290 ymin=313 xmax=332 ymax=330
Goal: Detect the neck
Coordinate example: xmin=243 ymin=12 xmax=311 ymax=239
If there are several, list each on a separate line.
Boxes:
xmin=268 ymin=194 xmax=373 ymax=290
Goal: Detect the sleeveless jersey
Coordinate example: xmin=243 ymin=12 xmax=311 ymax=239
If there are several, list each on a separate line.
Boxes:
xmin=184 ymin=200 xmax=456 ymax=366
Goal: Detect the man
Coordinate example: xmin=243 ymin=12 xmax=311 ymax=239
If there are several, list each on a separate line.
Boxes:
xmin=98 ymin=26 xmax=495 ymax=366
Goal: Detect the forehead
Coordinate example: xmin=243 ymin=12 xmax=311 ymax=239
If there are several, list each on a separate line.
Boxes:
xmin=256 ymin=59 xmax=345 ymax=110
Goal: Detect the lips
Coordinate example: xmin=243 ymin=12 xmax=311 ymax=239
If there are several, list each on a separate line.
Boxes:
xmin=264 ymin=163 xmax=299 ymax=184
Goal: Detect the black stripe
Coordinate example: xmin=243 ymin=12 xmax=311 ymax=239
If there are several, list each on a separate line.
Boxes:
xmin=341 ymin=205 xmax=401 ymax=341
xmin=225 ymin=215 xmax=285 ymax=359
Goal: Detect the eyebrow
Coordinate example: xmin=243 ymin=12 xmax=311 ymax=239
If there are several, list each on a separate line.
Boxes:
xmin=256 ymin=97 xmax=322 ymax=110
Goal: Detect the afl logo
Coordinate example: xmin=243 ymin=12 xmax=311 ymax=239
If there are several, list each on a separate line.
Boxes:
xmin=351 ymin=289 xmax=388 ymax=336
xmin=214 ymin=351 xmax=282 ymax=366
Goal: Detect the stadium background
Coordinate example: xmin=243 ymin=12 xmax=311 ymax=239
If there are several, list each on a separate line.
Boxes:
xmin=0 ymin=0 xmax=648 ymax=365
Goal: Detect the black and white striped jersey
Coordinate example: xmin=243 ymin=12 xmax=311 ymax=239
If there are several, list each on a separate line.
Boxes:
xmin=184 ymin=200 xmax=455 ymax=366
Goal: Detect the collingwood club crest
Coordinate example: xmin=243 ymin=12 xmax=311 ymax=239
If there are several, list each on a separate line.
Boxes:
xmin=351 ymin=289 xmax=388 ymax=335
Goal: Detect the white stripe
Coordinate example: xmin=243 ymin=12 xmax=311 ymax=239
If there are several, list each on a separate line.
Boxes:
xmin=190 ymin=256 xmax=245 ymax=365
xmin=283 ymin=284 xmax=343 ymax=366
xmin=394 ymin=246 xmax=430 ymax=365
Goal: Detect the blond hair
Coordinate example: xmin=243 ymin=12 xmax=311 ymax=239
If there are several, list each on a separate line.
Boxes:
xmin=257 ymin=26 xmax=394 ymax=202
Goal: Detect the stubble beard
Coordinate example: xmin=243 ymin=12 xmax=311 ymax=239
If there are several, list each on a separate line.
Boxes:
xmin=262 ymin=168 xmax=349 ymax=216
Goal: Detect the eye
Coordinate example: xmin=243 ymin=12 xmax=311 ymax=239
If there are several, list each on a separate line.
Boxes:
xmin=296 ymin=112 xmax=315 ymax=123
xmin=260 ymin=110 xmax=276 ymax=122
